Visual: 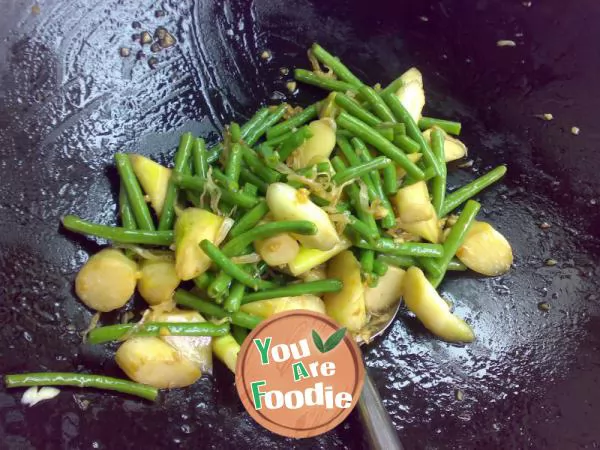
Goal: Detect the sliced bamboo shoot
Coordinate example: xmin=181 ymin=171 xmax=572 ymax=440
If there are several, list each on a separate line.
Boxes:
xmin=364 ymin=266 xmax=405 ymax=312
xmin=422 ymin=128 xmax=467 ymax=162
xmin=456 ymin=221 xmax=513 ymax=276
xmin=129 ymin=154 xmax=171 ymax=216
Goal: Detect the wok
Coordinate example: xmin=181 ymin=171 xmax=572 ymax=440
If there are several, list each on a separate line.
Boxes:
xmin=1 ymin=0 xmax=599 ymax=448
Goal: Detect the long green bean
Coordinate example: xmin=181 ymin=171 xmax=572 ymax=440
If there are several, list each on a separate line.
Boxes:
xmin=346 ymin=214 xmax=379 ymax=242
xmin=376 ymin=254 xmax=416 ymax=268
xmin=4 ymin=373 xmax=158 ymax=401
xmin=277 ymin=126 xmax=313 ymax=161
xmin=194 ymin=272 xmax=214 ymax=290
xmin=241 ymin=279 xmax=343 ymax=304
xmin=358 ymin=85 xmax=396 ymax=123
xmin=440 ymin=166 xmax=507 ymax=217
xmin=240 ymin=145 xmax=282 ymax=184
xmin=336 ymin=112 xmax=424 ymax=180
xmin=158 ymin=132 xmax=194 ymax=231
xmin=62 ymin=215 xmax=173 ymax=246
xmin=382 ymin=163 xmax=398 ymax=195
xmin=192 ymin=138 xmax=209 ymax=178
xmin=115 ymin=153 xmax=155 ymax=231
xmin=222 ymin=221 xmax=317 ymax=257
xmin=310 ymin=43 xmax=364 ymax=88
xmin=336 ymin=136 xmax=377 ymax=197
xmin=239 ymin=167 xmax=268 ymax=194
xmin=229 ymin=200 xmax=270 ymax=238
xmin=240 ymin=108 xmax=270 ymax=140
xmin=294 ymin=69 xmax=356 ymax=93
xmin=382 ymin=93 xmax=443 ymax=177
xmin=172 ymin=173 xmax=259 ymax=209
xmin=225 ymin=142 xmax=242 ymax=186
xmin=87 ymin=322 xmax=230 ymax=344
xmin=208 ymin=271 xmax=232 ymax=301
xmin=231 ymin=325 xmax=248 ymax=345
xmin=418 ymin=117 xmax=462 ymax=135
xmin=372 ymin=259 xmax=388 ymax=276
xmin=430 ymin=127 xmax=447 ymax=216
xmin=360 ymin=249 xmax=375 ymax=273
xmin=394 ymin=134 xmax=421 ymax=154
xmin=355 ymin=238 xmax=444 ymax=258
xmin=229 ymin=122 xmax=242 ymax=143
xmin=118 ymin=185 xmax=137 ymax=230
xmin=332 ymin=156 xmax=392 ymax=185
xmin=244 ymin=104 xmax=287 ymax=146
xmin=200 ymin=240 xmax=275 ymax=290
xmin=174 ymin=289 xmax=262 ymax=329
xmin=425 ymin=200 xmax=481 ymax=287
xmin=266 ymin=104 xmax=319 ymax=139
xmin=380 ymin=74 xmax=405 ymax=98
xmin=334 ymin=93 xmax=381 ymax=127
xmin=224 ymin=283 xmax=246 ymax=313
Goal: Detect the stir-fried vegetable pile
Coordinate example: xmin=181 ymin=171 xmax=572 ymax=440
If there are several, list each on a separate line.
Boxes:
xmin=6 ymin=43 xmax=512 ymax=399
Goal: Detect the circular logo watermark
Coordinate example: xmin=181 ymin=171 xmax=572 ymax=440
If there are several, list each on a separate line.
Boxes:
xmin=235 ymin=311 xmax=365 ymax=438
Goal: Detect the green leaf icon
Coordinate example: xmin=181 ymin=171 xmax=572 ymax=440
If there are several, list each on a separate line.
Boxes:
xmin=312 ymin=330 xmax=325 ymax=352
xmin=312 ymin=327 xmax=347 ymax=353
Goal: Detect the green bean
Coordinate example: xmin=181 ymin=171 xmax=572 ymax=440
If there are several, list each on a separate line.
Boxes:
xmin=380 ymin=74 xmax=405 ymax=98
xmin=240 ymin=144 xmax=282 ymax=184
xmin=115 ymin=153 xmax=155 ymax=231
xmin=440 ymin=166 xmax=507 ymax=217
xmin=310 ymin=43 xmax=363 ymax=88
xmin=240 ymin=108 xmax=270 ymax=140
xmin=337 ymin=136 xmax=377 ymax=200
xmin=295 ymin=162 xmax=333 ymax=178
xmin=172 ymin=173 xmax=259 ymax=209
xmin=158 ymin=132 xmax=194 ymax=231
xmin=367 ymin=274 xmax=380 ymax=288
xmin=426 ymin=200 xmax=481 ymax=287
xmin=174 ymin=289 xmax=262 ymax=329
xmin=244 ymin=104 xmax=288 ymax=146
xmin=347 ymin=214 xmax=379 ymax=242
xmin=375 ymin=126 xmax=394 ymax=141
xmin=239 ymin=167 xmax=268 ymax=194
xmin=265 ymin=130 xmax=293 ymax=146
xmin=241 ymin=279 xmax=343 ymax=304
xmin=266 ymin=104 xmax=319 ymax=140
xmin=224 ymin=283 xmax=246 ymax=313
xmin=382 ymin=93 xmax=443 ymax=177
xmin=192 ymin=138 xmax=209 ymax=178
xmin=242 ymin=183 xmax=258 ymax=197
xmin=448 ymin=259 xmax=468 ymax=271
xmin=257 ymin=143 xmax=280 ymax=168
xmin=334 ymin=93 xmax=381 ymax=127
xmin=336 ymin=112 xmax=424 ymax=180
xmin=200 ymin=240 xmax=275 ymax=290
xmin=376 ymin=254 xmax=415 ymax=268
xmin=403 ymin=166 xmax=436 ymax=186
xmin=382 ymin=163 xmax=398 ymax=195
xmin=225 ymin=142 xmax=242 ymax=186
xmin=194 ymin=272 xmax=214 ymax=290
xmin=4 ymin=373 xmax=157 ymax=401
xmin=222 ymin=221 xmax=318 ymax=257
xmin=207 ymin=271 xmax=232 ymax=301
xmin=358 ymin=85 xmax=396 ymax=123
xmin=355 ymin=238 xmax=444 ymax=258
xmin=430 ymin=127 xmax=447 ymax=216
xmin=277 ymin=126 xmax=313 ymax=161
xmin=87 ymin=322 xmax=230 ymax=344
xmin=332 ymin=156 xmax=392 ymax=185
xmin=229 ymin=200 xmax=270 ymax=238
xmin=211 ymin=168 xmax=239 ymax=192
xmin=294 ymin=69 xmax=356 ymax=93
xmin=119 ymin=185 xmax=137 ymax=230
xmin=230 ymin=122 xmax=242 ymax=143
xmin=418 ymin=117 xmax=462 ymax=135
xmin=62 ymin=215 xmax=173 ymax=246
xmin=377 ymin=122 xmax=406 ymax=134
xmin=372 ymin=259 xmax=388 ymax=277
xmin=394 ymin=134 xmax=421 ymax=154
xmin=360 ymin=249 xmax=375 ymax=273
xmin=231 ymin=325 xmax=249 ymax=345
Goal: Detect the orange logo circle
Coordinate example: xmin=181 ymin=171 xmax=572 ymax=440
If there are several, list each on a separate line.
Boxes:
xmin=235 ymin=310 xmax=365 ymax=438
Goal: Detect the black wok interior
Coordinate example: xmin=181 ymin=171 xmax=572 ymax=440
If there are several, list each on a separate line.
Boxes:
xmin=1 ymin=0 xmax=599 ymax=448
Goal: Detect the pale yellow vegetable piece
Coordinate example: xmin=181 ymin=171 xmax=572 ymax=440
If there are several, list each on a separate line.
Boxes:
xmin=152 ymin=309 xmax=213 ymax=374
xmin=174 ymin=208 xmax=223 ymax=280
xmin=290 ymin=118 xmax=336 ymax=169
xmin=402 ymin=267 xmax=475 ymax=343
xmin=115 ymin=337 xmax=201 ymax=388
xmin=129 ymin=154 xmax=171 ymax=216
xmin=75 ymin=249 xmax=138 ymax=312
xmin=241 ymin=294 xmax=326 ymax=318
xmin=288 ymin=236 xmax=352 ymax=276
xmin=137 ymin=259 xmax=180 ymax=306
xmin=212 ymin=335 xmax=240 ymax=373
xmin=266 ymin=183 xmax=339 ymax=251
xmin=364 ymin=266 xmax=405 ymax=312
xmin=422 ymin=128 xmax=467 ymax=162
xmin=396 ymin=153 xmax=422 ymax=179
xmin=456 ymin=221 xmax=513 ymax=276
xmin=254 ymin=233 xmax=299 ymax=266
xmin=395 ymin=68 xmax=425 ymax=123
xmin=397 ymin=214 xmax=441 ymax=243
xmin=394 ymin=181 xmax=435 ymax=223
xmin=323 ymin=251 xmax=367 ymax=332
xmin=298 ymin=264 xmax=327 ymax=282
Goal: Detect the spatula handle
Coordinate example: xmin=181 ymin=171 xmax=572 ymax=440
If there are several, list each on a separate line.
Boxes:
xmin=357 ymin=371 xmax=403 ymax=450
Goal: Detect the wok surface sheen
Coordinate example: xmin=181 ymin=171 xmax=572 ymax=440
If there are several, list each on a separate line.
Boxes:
xmin=1 ymin=1 xmax=599 ymax=449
